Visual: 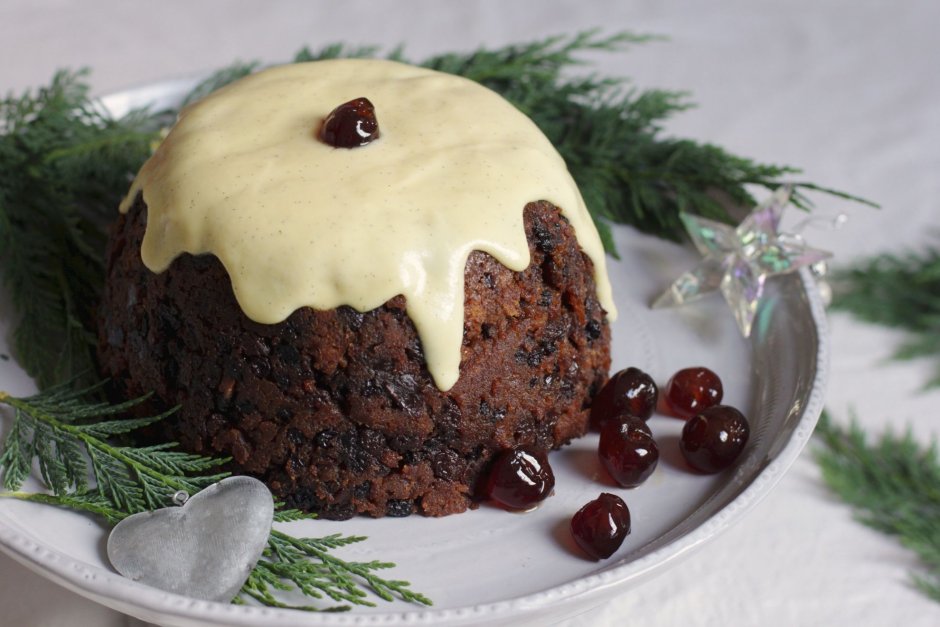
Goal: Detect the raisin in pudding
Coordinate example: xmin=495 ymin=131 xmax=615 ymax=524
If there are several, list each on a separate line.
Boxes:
xmin=97 ymin=59 xmax=617 ymax=519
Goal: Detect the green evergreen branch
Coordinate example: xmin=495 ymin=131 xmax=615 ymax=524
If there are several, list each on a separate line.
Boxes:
xmin=0 ymin=387 xmax=226 ymax=513
xmin=814 ymin=410 xmax=940 ymax=600
xmin=180 ymin=60 xmax=261 ymax=108
xmin=273 ymin=507 xmax=316 ymax=523
xmin=0 ymin=487 xmax=428 ymax=611
xmin=0 ymin=69 xmax=160 ymax=389
xmin=237 ymin=529 xmax=432 ymax=609
xmin=831 ymin=247 xmax=940 ymax=386
xmin=0 ymin=387 xmax=431 ymax=611
xmin=179 ymin=31 xmax=873 ymax=255
xmin=0 ymin=491 xmax=127 ymax=525
xmin=0 ymin=33 xmax=871 ymax=388
xmin=414 ymin=31 xmax=875 ymax=247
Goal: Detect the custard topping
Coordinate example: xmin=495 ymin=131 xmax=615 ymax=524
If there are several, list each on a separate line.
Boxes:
xmin=121 ymin=59 xmax=616 ymax=390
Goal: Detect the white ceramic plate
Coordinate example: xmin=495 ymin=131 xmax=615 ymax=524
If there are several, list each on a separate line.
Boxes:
xmin=0 ymin=79 xmax=828 ymax=627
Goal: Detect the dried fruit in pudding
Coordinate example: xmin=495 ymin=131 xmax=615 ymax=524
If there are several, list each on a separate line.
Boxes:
xmin=598 ymin=416 xmax=659 ymax=488
xmin=481 ymin=446 xmax=555 ymax=510
xmin=590 ymin=367 xmax=658 ymax=428
xmin=570 ymin=493 xmax=631 ymax=560
xmin=679 ymin=405 xmax=750 ymax=473
xmin=320 ymin=97 xmax=380 ymax=147
xmin=664 ymin=366 xmax=723 ymax=419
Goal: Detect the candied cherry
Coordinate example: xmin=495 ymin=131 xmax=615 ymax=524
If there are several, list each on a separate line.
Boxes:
xmin=664 ymin=366 xmax=723 ymax=419
xmin=570 ymin=493 xmax=631 ymax=560
xmin=598 ymin=416 xmax=659 ymax=488
xmin=680 ymin=405 xmax=750 ymax=473
xmin=481 ymin=446 xmax=555 ymax=510
xmin=590 ymin=367 xmax=659 ymax=429
xmin=320 ymin=97 xmax=380 ymax=148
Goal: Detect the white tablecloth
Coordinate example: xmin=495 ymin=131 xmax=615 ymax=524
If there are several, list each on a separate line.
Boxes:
xmin=2 ymin=1 xmax=939 ymax=625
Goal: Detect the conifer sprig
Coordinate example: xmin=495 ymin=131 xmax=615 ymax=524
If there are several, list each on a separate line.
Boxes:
xmin=814 ymin=411 xmax=940 ymax=600
xmin=239 ymin=517 xmax=432 ymax=610
xmin=0 ymin=32 xmax=871 ymax=388
xmin=0 ymin=491 xmax=128 ymax=525
xmin=185 ymin=31 xmax=875 ymax=254
xmin=0 ymin=70 xmax=160 ymax=389
xmin=832 ymin=247 xmax=940 ymax=386
xmin=0 ymin=388 xmax=431 ymax=611
xmin=0 ymin=382 xmax=227 ymax=512
xmin=824 ymin=240 xmax=940 ymax=604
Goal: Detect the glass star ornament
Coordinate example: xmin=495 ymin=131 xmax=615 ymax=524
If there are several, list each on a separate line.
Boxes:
xmin=653 ymin=185 xmax=832 ymax=336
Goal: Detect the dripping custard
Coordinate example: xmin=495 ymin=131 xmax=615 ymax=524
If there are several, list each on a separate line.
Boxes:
xmin=98 ymin=59 xmax=615 ymax=519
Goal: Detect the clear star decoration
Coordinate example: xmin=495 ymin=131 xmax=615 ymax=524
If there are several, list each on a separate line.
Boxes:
xmin=652 ymin=185 xmax=832 ymax=337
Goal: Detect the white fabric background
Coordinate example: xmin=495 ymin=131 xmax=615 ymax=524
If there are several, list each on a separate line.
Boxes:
xmin=2 ymin=1 xmax=939 ymax=625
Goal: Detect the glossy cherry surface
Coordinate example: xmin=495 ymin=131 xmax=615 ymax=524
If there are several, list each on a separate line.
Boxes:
xmin=570 ymin=493 xmax=631 ymax=560
xmin=320 ymin=97 xmax=380 ymax=148
xmin=590 ymin=367 xmax=659 ymax=429
xmin=680 ymin=405 xmax=750 ymax=473
xmin=664 ymin=366 xmax=723 ymax=419
xmin=598 ymin=416 xmax=659 ymax=488
xmin=481 ymin=446 xmax=555 ymax=510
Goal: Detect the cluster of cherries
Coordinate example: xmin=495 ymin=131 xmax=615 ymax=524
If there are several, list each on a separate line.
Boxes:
xmin=480 ymin=366 xmax=750 ymax=561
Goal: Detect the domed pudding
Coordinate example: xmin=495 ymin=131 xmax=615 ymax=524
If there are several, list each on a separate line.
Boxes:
xmin=97 ymin=59 xmax=616 ymax=519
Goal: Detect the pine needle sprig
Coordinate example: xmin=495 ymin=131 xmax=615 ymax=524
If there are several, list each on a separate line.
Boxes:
xmin=174 ymin=31 xmax=873 ymax=253
xmin=413 ymin=31 xmax=877 ymax=247
xmin=0 ymin=33 xmax=874 ymax=387
xmin=243 ymin=508 xmax=428 ymax=610
xmin=180 ymin=61 xmax=261 ymax=108
xmin=0 ymin=69 xmax=160 ymax=389
xmin=0 ymin=491 xmax=128 ymax=525
xmin=239 ymin=528 xmax=432 ymax=610
xmin=814 ymin=410 xmax=940 ymax=601
xmin=184 ymin=43 xmax=389 ymax=109
xmin=419 ymin=30 xmax=656 ymax=87
xmin=0 ymin=387 xmax=431 ymax=610
xmin=831 ymin=247 xmax=940 ymax=386
xmin=0 ymin=385 xmax=228 ymax=513
xmin=425 ymin=31 xmax=875 ymax=247
xmin=294 ymin=43 xmax=387 ymax=63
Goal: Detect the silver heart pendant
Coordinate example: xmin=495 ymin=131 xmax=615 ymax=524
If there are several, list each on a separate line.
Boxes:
xmin=107 ymin=476 xmax=274 ymax=602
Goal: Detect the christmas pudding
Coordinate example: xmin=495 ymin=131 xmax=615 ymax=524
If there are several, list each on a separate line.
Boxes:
xmin=97 ymin=59 xmax=616 ymax=519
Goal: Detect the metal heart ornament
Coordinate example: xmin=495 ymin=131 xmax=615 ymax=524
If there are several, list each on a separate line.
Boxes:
xmin=107 ymin=476 xmax=274 ymax=602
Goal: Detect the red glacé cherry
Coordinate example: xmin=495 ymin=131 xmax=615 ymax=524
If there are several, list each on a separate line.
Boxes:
xmin=320 ymin=97 xmax=380 ymax=148
xmin=570 ymin=493 xmax=631 ymax=560
xmin=664 ymin=366 xmax=723 ymax=419
xmin=590 ymin=367 xmax=659 ymax=429
xmin=680 ymin=405 xmax=750 ymax=473
xmin=481 ymin=446 xmax=555 ymax=510
xmin=598 ymin=416 xmax=659 ymax=488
